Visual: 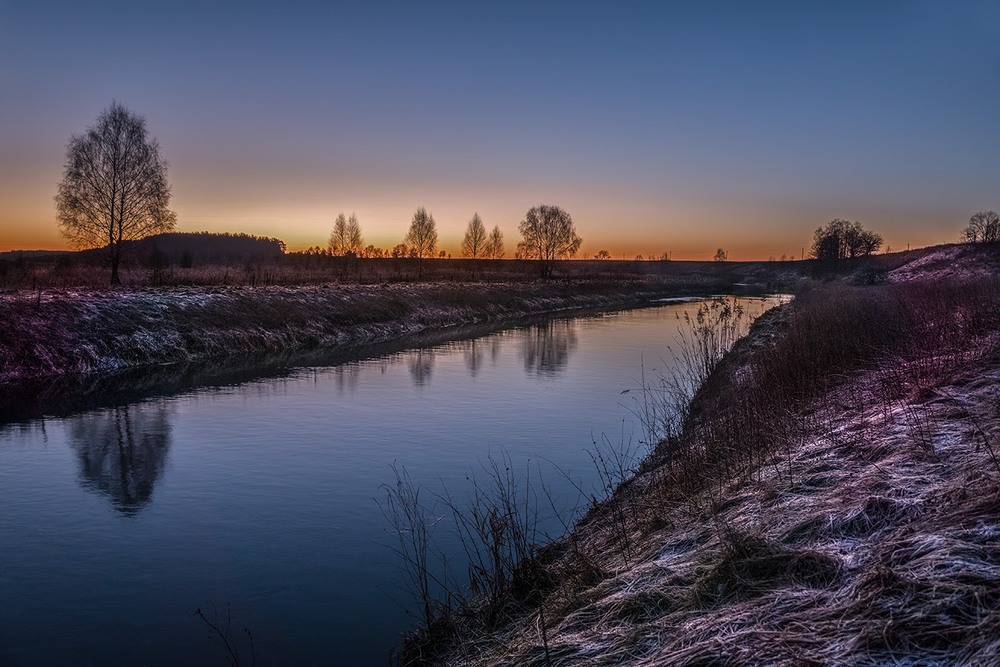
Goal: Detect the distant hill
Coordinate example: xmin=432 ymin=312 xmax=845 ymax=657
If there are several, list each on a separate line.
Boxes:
xmin=125 ymin=232 xmax=286 ymax=266
xmin=1 ymin=232 xmax=287 ymax=267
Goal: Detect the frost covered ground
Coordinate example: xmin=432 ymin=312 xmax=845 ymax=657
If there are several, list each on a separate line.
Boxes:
xmin=0 ymin=280 xmax=697 ymax=383
xmin=410 ymin=246 xmax=1000 ymax=666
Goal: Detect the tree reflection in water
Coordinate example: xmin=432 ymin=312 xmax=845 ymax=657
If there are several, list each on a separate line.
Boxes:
xmin=67 ymin=401 xmax=172 ymax=515
xmin=333 ymin=362 xmax=361 ymax=394
xmin=463 ymin=339 xmax=482 ymax=377
xmin=408 ymin=348 xmax=435 ymax=386
xmin=521 ymin=319 xmax=579 ymax=377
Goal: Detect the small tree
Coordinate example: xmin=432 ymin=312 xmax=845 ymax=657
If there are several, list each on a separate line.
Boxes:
xmin=962 ymin=210 xmax=1000 ymax=243
xmin=713 ymin=248 xmax=728 ymax=262
xmin=595 ymin=249 xmax=612 ymax=260
xmin=461 ymin=212 xmax=488 ymax=258
xmin=516 ymin=205 xmax=581 ymax=277
xmin=55 ymin=101 xmax=176 ymax=284
xmin=405 ymin=207 xmax=438 ymax=259
xmin=486 ymin=225 xmax=504 ymax=259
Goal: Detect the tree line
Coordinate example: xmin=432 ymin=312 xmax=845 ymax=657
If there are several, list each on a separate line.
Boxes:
xmin=53 ymin=101 xmax=996 ymax=284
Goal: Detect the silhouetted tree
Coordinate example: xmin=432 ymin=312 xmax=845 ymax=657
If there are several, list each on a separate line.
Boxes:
xmin=330 ymin=213 xmax=348 ymax=255
xmin=330 ymin=212 xmax=364 ymax=256
xmin=516 ymin=205 xmax=581 ymax=277
xmin=595 ymin=249 xmax=612 ymax=260
xmin=714 ymin=248 xmax=728 ymax=262
xmin=346 ymin=213 xmax=363 ymax=254
xmin=461 ymin=212 xmax=488 ymax=258
xmin=486 ymin=225 xmax=505 ymax=259
xmin=55 ymin=102 xmax=176 ymax=284
xmin=962 ymin=210 xmax=1000 ymax=243
xmin=405 ymin=207 xmax=438 ymax=258
xmin=845 ymin=223 xmax=882 ymax=257
xmin=811 ymin=219 xmax=883 ymax=260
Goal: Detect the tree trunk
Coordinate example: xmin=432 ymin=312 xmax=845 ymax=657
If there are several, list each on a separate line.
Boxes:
xmin=110 ymin=246 xmax=122 ymax=285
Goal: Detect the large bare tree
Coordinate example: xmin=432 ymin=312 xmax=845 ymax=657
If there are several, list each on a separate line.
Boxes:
xmin=516 ymin=204 xmax=581 ymax=277
xmin=55 ymin=102 xmax=176 ymax=284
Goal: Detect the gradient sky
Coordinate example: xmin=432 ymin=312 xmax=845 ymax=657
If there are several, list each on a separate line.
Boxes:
xmin=2 ymin=1 xmax=998 ymax=259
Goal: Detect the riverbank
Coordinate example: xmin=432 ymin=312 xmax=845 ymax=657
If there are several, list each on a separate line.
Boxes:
xmin=0 ymin=277 xmax=750 ymax=384
xmin=402 ymin=245 xmax=1000 ymax=665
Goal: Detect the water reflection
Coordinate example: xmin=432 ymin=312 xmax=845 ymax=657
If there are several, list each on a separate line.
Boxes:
xmin=1 ymin=299 xmax=787 ymax=666
xmin=408 ymin=348 xmax=435 ymax=386
xmin=463 ymin=338 xmax=484 ymax=377
xmin=462 ymin=337 xmax=503 ymax=377
xmin=521 ymin=320 xmax=579 ymax=377
xmin=333 ymin=363 xmax=361 ymax=393
xmin=67 ymin=401 xmax=172 ymax=515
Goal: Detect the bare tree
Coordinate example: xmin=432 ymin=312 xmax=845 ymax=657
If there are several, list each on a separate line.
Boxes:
xmin=405 ymin=207 xmax=438 ymax=259
xmin=329 ymin=213 xmax=349 ymax=255
xmin=346 ymin=213 xmax=363 ymax=255
xmin=516 ymin=205 xmax=581 ymax=277
xmin=330 ymin=212 xmax=364 ymax=256
xmin=55 ymin=101 xmax=176 ymax=284
xmin=713 ymin=248 xmax=728 ymax=262
xmin=486 ymin=225 xmax=505 ymax=259
xmin=962 ymin=210 xmax=1000 ymax=243
xmin=461 ymin=212 xmax=488 ymax=258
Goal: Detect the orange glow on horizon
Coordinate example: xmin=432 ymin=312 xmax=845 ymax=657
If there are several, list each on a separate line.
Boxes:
xmin=0 ymin=191 xmax=966 ymax=261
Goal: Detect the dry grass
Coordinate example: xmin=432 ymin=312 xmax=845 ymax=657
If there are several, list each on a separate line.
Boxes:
xmin=0 ymin=280 xmax=694 ymax=384
xmin=0 ymin=252 xmax=775 ymax=291
xmin=408 ymin=263 xmax=1000 ymax=666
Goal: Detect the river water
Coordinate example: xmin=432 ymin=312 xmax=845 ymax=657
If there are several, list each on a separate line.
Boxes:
xmin=0 ymin=297 xmax=779 ymax=666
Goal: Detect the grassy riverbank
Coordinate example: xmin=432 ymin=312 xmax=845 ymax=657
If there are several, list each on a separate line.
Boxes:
xmin=1 ymin=245 xmax=952 ymax=385
xmin=396 ymin=244 xmax=1000 ymax=665
xmin=0 ymin=277 xmax=747 ymax=384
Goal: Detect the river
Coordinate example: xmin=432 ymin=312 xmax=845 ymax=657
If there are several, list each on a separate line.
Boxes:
xmin=0 ymin=297 xmax=779 ymax=665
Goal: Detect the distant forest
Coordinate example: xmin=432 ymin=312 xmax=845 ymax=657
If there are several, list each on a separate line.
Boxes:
xmin=131 ymin=232 xmax=287 ymax=266
xmin=0 ymin=229 xmax=934 ymax=291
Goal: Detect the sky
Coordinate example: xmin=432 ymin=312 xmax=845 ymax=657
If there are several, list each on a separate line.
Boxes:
xmin=1 ymin=1 xmax=998 ymax=259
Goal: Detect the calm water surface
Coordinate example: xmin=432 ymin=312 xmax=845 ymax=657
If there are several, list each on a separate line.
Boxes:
xmin=0 ymin=298 xmax=778 ymax=666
